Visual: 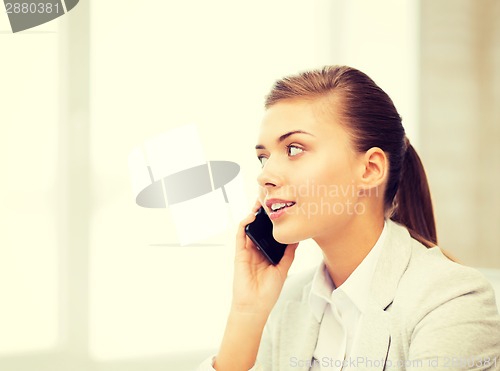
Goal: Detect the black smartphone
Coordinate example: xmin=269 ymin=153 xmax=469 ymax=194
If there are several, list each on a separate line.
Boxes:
xmin=245 ymin=207 xmax=288 ymax=265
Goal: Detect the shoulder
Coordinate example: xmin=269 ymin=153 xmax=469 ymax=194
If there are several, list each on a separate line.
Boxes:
xmin=384 ymin=230 xmax=500 ymax=359
xmin=393 ymin=237 xmax=500 ymax=342
xmin=382 ymin=220 xmax=496 ymax=311
xmin=399 ymin=239 xmax=497 ymax=309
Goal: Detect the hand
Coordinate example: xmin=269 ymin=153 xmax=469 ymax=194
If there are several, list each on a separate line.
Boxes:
xmin=231 ymin=199 xmax=299 ymax=315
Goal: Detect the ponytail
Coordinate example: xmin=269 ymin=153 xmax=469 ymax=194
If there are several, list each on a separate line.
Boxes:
xmin=389 ymin=140 xmax=437 ymax=248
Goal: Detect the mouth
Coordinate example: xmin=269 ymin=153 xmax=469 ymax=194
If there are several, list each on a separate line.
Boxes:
xmin=265 ymin=199 xmax=296 ymax=220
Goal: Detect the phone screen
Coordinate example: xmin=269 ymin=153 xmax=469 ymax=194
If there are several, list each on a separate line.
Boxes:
xmin=244 ymin=207 xmax=288 ymax=265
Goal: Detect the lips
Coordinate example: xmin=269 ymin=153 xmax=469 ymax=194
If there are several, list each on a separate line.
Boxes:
xmin=265 ymin=198 xmax=296 ymax=213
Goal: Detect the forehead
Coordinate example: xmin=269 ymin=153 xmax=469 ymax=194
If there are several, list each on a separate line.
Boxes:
xmin=257 ymin=99 xmax=344 ymax=144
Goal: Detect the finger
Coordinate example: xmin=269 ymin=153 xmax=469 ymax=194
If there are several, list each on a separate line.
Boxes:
xmin=236 ymin=211 xmax=258 ymax=243
xmin=237 ymin=210 xmax=258 ymax=231
xmin=237 ymin=200 xmax=262 ymax=236
xmin=252 ymin=198 xmax=262 ymax=212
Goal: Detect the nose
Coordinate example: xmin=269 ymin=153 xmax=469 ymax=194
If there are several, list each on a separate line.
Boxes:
xmin=256 ymin=159 xmax=283 ymax=189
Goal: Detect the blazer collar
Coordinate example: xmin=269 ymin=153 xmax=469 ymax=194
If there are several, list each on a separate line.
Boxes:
xmin=278 ymin=219 xmax=412 ymax=371
xmin=370 ymin=219 xmax=413 ymax=310
xmin=347 ymin=219 xmax=412 ymax=369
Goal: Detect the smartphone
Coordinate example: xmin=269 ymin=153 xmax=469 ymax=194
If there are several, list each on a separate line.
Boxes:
xmin=245 ymin=207 xmax=288 ymax=265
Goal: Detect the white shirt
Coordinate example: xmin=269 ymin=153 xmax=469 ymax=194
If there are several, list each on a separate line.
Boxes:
xmin=308 ymin=220 xmax=387 ymax=371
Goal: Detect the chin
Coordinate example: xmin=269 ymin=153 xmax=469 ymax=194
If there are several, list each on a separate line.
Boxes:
xmin=272 ymin=229 xmax=302 ymax=245
xmin=271 ymin=213 xmax=308 ymax=244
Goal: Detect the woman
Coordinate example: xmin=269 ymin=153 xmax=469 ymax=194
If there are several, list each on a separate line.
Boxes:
xmin=198 ymin=66 xmax=500 ymax=370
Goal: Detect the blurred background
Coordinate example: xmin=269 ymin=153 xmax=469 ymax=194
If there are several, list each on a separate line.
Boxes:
xmin=0 ymin=0 xmax=498 ymax=370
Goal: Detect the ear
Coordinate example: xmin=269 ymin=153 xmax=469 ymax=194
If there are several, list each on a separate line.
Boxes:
xmin=357 ymin=147 xmax=388 ymax=192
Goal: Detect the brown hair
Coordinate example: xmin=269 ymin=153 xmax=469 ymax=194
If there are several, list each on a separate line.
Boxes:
xmin=265 ymin=65 xmax=438 ymax=248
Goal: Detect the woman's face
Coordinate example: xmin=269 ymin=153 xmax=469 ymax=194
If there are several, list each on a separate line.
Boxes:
xmin=255 ymin=98 xmax=365 ymax=245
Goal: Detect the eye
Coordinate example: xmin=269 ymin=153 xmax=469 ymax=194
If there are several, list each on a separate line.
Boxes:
xmin=287 ymin=144 xmax=304 ymax=157
xmin=258 ymin=156 xmax=268 ymax=167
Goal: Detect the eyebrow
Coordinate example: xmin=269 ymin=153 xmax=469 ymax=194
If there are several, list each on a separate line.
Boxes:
xmin=255 ymin=130 xmax=315 ymax=150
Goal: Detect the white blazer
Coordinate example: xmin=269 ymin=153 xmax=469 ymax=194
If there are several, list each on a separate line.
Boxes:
xmin=253 ymin=219 xmax=500 ymax=370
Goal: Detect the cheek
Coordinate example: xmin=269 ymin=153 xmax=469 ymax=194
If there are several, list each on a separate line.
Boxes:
xmin=271 ymin=160 xmax=360 ymax=242
xmin=294 ymin=161 xmax=354 ymax=199
xmin=258 ymin=187 xmax=266 ymax=204
xmin=291 ymin=166 xmax=359 ymax=221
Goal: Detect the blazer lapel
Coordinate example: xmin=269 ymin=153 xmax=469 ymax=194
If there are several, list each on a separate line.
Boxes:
xmin=371 ymin=219 xmax=413 ymax=310
xmin=279 ymin=287 xmax=321 ymax=371
xmin=348 ymin=299 xmax=391 ymax=370
xmin=347 ymin=219 xmax=412 ymax=370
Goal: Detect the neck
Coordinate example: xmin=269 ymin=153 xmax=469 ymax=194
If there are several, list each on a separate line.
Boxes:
xmin=314 ymin=215 xmax=385 ymax=288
